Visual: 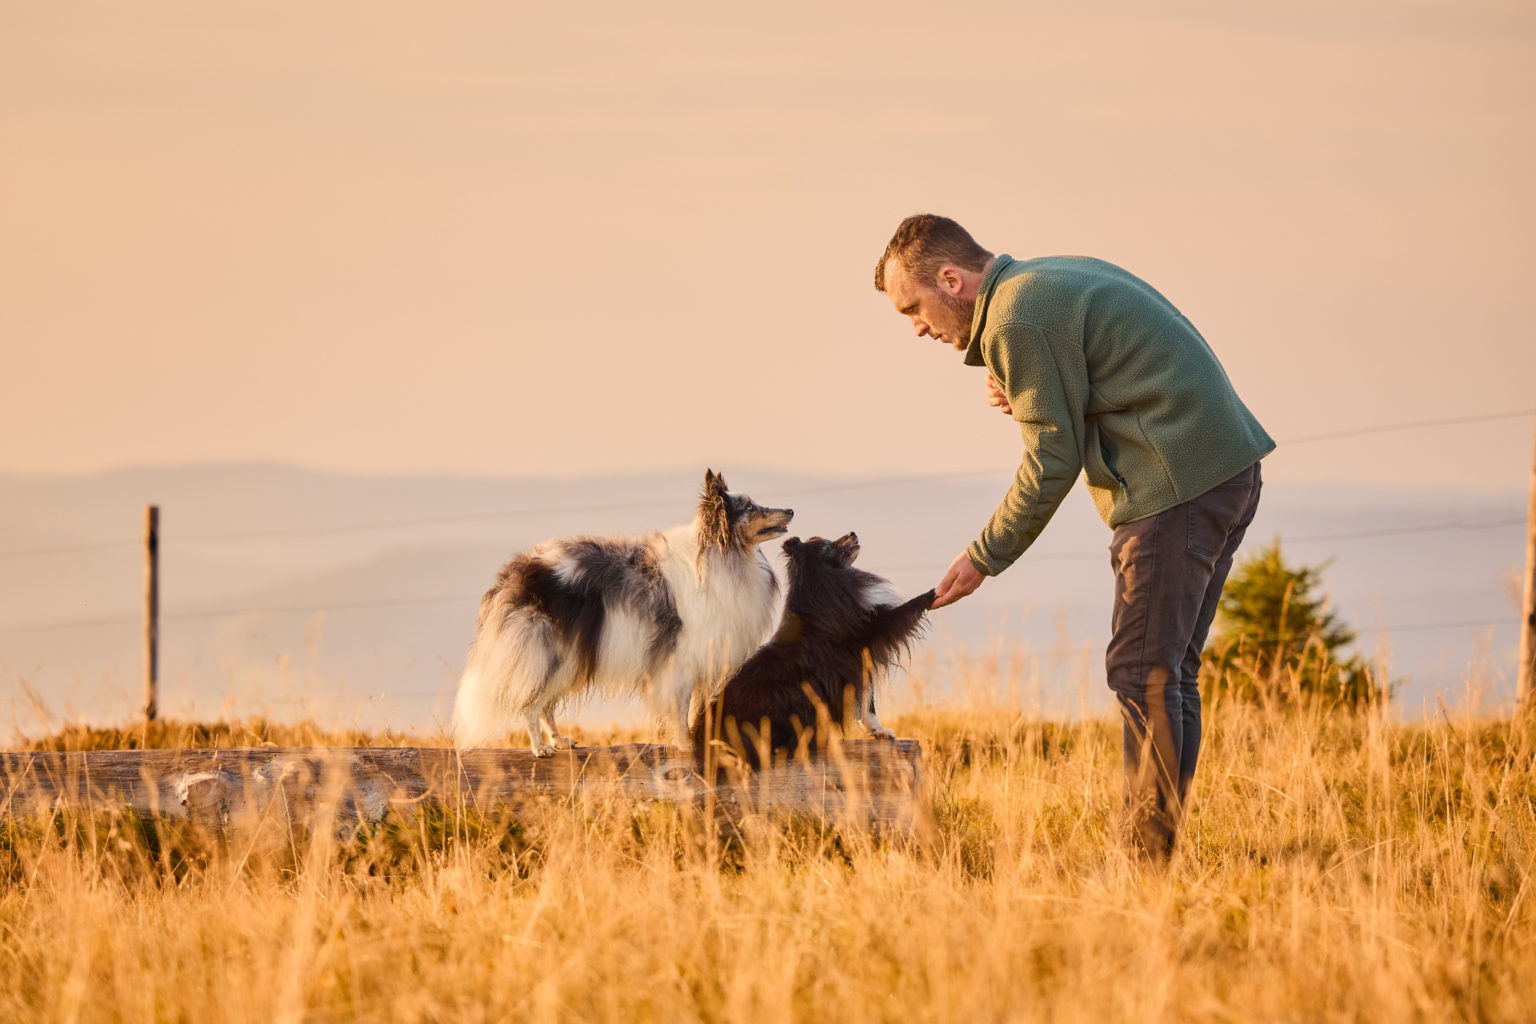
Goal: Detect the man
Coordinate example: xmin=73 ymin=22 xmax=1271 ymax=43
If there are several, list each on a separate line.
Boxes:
xmin=875 ymin=214 xmax=1273 ymax=859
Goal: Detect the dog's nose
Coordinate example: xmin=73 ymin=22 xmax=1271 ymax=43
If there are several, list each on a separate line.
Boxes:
xmin=784 ymin=508 xmax=795 ymax=517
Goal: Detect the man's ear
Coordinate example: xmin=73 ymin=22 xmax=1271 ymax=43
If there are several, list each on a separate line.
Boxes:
xmin=936 ymin=265 xmax=965 ymax=296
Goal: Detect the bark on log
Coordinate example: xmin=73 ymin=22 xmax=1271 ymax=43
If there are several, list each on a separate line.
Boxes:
xmin=0 ymin=741 xmax=923 ymax=836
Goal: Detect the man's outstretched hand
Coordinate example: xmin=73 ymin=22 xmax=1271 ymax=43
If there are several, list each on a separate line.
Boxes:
xmin=985 ymin=373 xmax=1012 ymax=416
xmin=932 ymin=551 xmax=985 ymax=609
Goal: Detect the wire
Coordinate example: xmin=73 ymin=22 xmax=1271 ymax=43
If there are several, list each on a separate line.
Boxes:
xmin=0 ymin=613 xmax=140 ymax=634
xmin=166 ymin=470 xmax=1012 ymax=544
xmin=1280 ymin=408 xmax=1535 ymax=446
xmin=199 ymin=406 xmax=1525 ymax=537
xmin=164 ymin=595 xmax=471 ymax=621
xmin=0 ymin=595 xmax=478 ymax=634
xmin=0 ymin=407 xmax=1531 ymax=559
xmin=171 ymin=499 xmax=688 ymax=543
xmin=1362 ymin=618 xmax=1515 ymax=635
xmin=0 ymin=513 xmax=1525 ymax=635
xmin=0 ymin=578 xmax=1522 ymax=640
xmin=0 ymin=539 xmax=138 ymax=560
xmin=1277 ymin=517 xmax=1528 ymax=545
xmin=877 ymin=515 xmax=1529 ymax=573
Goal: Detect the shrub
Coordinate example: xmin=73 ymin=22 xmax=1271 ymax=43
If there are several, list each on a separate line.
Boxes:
xmin=1202 ymin=539 xmax=1385 ymax=707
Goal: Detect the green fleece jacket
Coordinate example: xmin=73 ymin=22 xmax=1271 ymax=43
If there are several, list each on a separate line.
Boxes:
xmin=962 ymin=254 xmax=1275 ymax=576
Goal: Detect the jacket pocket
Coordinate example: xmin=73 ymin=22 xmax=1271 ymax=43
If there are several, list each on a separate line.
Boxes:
xmin=1082 ymin=424 xmax=1125 ymax=494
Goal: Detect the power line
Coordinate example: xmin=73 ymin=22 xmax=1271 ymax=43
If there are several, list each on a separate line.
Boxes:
xmin=1 ymin=598 xmax=1515 ymax=641
xmin=1363 ymin=618 xmax=1515 ymax=635
xmin=168 ymin=470 xmax=1010 ymax=543
xmin=0 ymin=516 xmax=1526 ymax=636
xmin=1280 ymin=408 xmax=1535 ymax=446
xmin=0 ymin=612 xmax=142 ymax=634
xmin=172 ymin=499 xmax=689 ymax=543
xmin=2 ymin=407 xmax=1532 ymax=559
xmin=169 ymin=403 xmax=1510 ymax=526
xmin=1277 ymin=517 xmax=1528 ymax=545
xmin=877 ymin=515 xmax=1528 ymax=573
xmin=0 ymin=539 xmax=138 ymax=560
xmin=164 ymin=595 xmax=472 ymax=621
xmin=0 ymin=595 xmax=477 ymax=635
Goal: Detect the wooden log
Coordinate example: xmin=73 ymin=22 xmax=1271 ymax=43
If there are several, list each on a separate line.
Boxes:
xmin=0 ymin=741 xmax=923 ymax=836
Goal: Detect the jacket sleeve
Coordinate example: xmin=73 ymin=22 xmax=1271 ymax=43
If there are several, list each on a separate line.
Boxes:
xmin=966 ymin=321 xmax=1087 ymax=576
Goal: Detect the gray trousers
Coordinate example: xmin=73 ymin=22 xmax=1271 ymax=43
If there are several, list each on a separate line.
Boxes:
xmin=1106 ymin=461 xmax=1263 ymax=859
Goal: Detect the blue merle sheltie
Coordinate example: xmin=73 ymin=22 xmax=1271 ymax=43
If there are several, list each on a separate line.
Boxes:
xmin=692 ymin=532 xmax=935 ymax=770
xmin=452 ymin=470 xmax=793 ymax=756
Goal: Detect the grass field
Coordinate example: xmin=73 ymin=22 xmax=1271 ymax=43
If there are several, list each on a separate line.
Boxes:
xmin=3 ymin=687 xmax=1534 ymax=1023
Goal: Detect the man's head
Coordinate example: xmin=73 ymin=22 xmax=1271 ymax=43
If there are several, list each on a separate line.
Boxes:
xmin=875 ymin=214 xmax=994 ymax=350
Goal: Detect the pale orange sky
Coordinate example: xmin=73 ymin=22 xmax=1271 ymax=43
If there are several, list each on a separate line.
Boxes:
xmin=4 ymin=0 xmax=1534 ymax=491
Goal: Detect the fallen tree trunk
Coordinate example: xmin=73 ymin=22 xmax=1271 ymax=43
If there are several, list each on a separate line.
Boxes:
xmin=0 ymin=741 xmax=924 ymax=835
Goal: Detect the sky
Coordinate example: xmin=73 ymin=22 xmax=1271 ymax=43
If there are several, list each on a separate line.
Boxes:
xmin=3 ymin=0 xmax=1534 ymax=493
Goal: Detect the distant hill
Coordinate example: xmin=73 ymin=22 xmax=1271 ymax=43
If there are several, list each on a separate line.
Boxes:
xmin=0 ymin=464 xmax=1525 ymax=738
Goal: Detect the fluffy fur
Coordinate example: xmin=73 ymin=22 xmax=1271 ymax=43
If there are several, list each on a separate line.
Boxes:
xmin=453 ymin=470 xmax=792 ymax=756
xmin=692 ymin=532 xmax=935 ymax=770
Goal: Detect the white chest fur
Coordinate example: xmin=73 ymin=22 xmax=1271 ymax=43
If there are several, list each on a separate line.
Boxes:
xmin=660 ymin=530 xmax=778 ymax=680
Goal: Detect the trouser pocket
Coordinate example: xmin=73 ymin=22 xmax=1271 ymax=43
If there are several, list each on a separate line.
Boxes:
xmin=1186 ymin=464 xmax=1258 ymax=557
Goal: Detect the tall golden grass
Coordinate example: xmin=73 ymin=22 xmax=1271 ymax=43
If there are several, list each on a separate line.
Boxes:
xmin=3 ymin=681 xmax=1533 ymax=1022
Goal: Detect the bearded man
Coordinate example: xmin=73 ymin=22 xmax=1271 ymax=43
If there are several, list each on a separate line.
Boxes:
xmin=876 ymin=213 xmax=1273 ymax=860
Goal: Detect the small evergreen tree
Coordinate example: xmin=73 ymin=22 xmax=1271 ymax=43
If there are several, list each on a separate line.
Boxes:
xmin=1202 ymin=539 xmax=1384 ymax=707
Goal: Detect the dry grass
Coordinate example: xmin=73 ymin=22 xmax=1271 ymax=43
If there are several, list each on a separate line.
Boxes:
xmin=3 ymin=691 xmax=1535 ymax=1023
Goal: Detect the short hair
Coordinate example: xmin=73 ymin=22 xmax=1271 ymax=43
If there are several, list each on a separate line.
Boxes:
xmin=874 ymin=214 xmax=993 ymax=292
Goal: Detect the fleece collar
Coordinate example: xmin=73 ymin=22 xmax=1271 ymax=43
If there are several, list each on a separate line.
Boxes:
xmin=962 ymin=254 xmax=1016 ymax=367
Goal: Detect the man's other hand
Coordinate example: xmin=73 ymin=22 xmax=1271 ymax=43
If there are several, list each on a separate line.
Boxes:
xmin=985 ymin=373 xmax=1012 ymax=416
xmin=932 ymin=551 xmax=985 ymax=609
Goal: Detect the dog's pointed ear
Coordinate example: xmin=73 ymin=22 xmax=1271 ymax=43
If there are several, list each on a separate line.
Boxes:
xmin=782 ymin=536 xmax=802 ymax=553
xmin=701 ymin=469 xmax=727 ymax=506
xmin=698 ymin=470 xmax=730 ymax=549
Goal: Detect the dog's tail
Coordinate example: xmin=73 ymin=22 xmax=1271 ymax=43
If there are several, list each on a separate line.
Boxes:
xmin=451 ymin=612 xmax=559 ymax=748
xmin=451 ymin=662 xmax=512 ymax=748
xmin=861 ymin=587 xmax=937 ymax=670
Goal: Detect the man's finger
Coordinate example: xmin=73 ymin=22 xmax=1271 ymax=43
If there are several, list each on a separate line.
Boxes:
xmin=931 ymin=552 xmax=978 ymax=610
xmin=932 ymin=579 xmax=974 ymax=609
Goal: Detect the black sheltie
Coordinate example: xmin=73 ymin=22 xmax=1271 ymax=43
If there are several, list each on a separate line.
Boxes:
xmin=692 ymin=532 xmax=935 ymax=770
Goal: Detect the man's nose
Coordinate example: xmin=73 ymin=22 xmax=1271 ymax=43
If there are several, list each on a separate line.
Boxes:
xmin=913 ymin=320 xmax=930 ymax=337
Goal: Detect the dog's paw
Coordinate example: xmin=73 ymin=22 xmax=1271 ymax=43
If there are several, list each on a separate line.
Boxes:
xmin=871 ymin=726 xmax=896 ymax=741
xmin=532 ymin=743 xmax=557 ymax=758
xmin=552 ymin=736 xmax=576 ymax=750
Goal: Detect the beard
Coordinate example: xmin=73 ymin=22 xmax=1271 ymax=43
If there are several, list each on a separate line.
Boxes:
xmin=935 ymin=290 xmax=977 ymax=349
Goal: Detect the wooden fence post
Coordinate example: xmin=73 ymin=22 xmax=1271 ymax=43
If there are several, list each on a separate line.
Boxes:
xmin=1519 ymin=419 xmax=1536 ymax=711
xmin=144 ymin=504 xmax=159 ymax=722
